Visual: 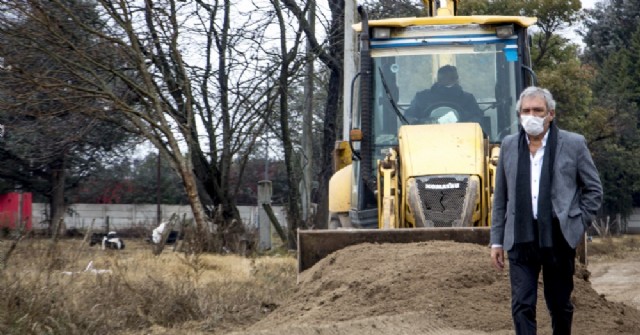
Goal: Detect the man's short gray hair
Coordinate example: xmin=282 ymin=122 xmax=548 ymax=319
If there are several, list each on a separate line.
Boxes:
xmin=515 ymin=86 xmax=556 ymax=112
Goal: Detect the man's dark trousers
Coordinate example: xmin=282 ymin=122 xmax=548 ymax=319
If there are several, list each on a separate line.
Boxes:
xmin=508 ymin=220 xmax=576 ymax=335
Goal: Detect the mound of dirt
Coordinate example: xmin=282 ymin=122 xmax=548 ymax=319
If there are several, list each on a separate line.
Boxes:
xmin=237 ymin=241 xmax=640 ymax=335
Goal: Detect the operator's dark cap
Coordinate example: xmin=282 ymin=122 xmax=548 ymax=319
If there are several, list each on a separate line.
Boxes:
xmin=437 ymin=65 xmax=459 ymax=80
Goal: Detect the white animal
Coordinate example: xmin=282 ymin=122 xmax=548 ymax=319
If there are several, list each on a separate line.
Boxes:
xmin=152 ymin=222 xmax=167 ymax=244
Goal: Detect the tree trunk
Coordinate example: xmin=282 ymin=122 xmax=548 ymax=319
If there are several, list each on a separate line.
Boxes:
xmin=301 ymin=0 xmax=316 ymax=226
xmin=314 ymin=0 xmax=344 ymax=229
xmin=273 ymin=0 xmax=303 ymax=249
xmin=315 ymin=67 xmax=342 ymax=229
xmin=49 ymin=156 xmax=66 ymax=236
xmin=189 ymin=0 xmax=243 ymax=233
xmin=177 ymin=157 xmax=210 ymax=252
xmin=216 ymin=0 xmax=243 ymax=228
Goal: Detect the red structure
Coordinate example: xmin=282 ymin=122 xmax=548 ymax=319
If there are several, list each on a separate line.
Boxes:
xmin=0 ymin=192 xmax=32 ymax=230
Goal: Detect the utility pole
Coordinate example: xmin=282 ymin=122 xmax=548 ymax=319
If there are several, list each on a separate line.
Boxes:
xmin=264 ymin=136 xmax=269 ymax=180
xmin=156 ymin=150 xmax=162 ymax=226
xmin=343 ymin=0 xmax=358 ymax=141
xmin=301 ymin=0 xmax=316 ymax=223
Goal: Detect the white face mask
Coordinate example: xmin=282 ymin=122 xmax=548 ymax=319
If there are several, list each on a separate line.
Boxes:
xmin=520 ymin=114 xmax=546 ymax=136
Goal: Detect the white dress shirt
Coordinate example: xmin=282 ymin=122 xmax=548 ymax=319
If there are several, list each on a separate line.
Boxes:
xmin=528 ymin=131 xmax=548 ymax=220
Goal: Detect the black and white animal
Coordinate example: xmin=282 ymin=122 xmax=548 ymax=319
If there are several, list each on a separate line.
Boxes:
xmin=89 ymin=231 xmax=125 ymax=250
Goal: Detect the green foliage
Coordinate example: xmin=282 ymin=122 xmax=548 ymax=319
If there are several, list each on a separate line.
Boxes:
xmin=537 ymin=64 xmax=592 ymax=129
xmin=582 ymin=0 xmax=640 ymax=67
xmin=530 ymin=33 xmax=580 ymax=69
xmin=460 ymin=0 xmax=581 ymax=22
xmin=520 ymin=0 xmax=581 ymax=32
xmin=586 ymin=26 xmax=640 ymax=216
xmin=360 ymin=0 xmax=424 ymax=19
xmin=592 ymin=141 xmax=640 ymax=216
xmin=594 ymin=26 xmax=640 ymax=115
xmin=456 ymin=0 xmax=492 ymax=15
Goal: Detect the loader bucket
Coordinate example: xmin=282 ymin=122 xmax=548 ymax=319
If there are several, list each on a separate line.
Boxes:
xmin=297 ymin=227 xmax=491 ymax=273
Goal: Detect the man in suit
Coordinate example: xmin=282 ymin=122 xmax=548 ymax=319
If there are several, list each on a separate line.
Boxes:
xmin=490 ymin=86 xmax=602 ymax=335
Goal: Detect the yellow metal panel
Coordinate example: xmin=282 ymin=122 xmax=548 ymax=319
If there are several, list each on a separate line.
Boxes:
xmin=398 ymin=123 xmax=484 ymax=177
xmin=377 ymin=149 xmax=401 ymax=229
xmin=354 ymin=16 xmax=537 ymax=31
xmin=328 ymin=164 xmax=352 ymax=213
xmin=333 ymin=140 xmax=352 ymax=172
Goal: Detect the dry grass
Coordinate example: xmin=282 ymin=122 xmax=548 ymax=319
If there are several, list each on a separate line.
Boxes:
xmin=9 ymin=232 xmax=634 ymax=335
xmin=0 ymin=237 xmax=296 ymax=335
xmin=588 ymin=235 xmax=640 ymax=259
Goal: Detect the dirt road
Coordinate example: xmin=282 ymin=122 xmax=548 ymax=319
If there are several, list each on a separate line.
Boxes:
xmin=589 ymin=248 xmax=640 ymax=310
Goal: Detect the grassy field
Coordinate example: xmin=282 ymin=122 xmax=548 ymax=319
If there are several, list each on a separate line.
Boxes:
xmin=0 ymin=237 xmax=296 ymax=335
xmin=2 ymin=233 xmax=638 ymax=335
xmin=588 ymin=234 xmax=640 ymax=258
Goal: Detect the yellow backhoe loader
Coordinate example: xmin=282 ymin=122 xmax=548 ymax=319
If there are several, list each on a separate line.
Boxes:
xmin=298 ymin=0 xmax=543 ymax=272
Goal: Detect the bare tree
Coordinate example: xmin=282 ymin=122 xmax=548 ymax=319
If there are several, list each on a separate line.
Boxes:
xmin=0 ymin=0 xmax=329 ymax=251
xmin=0 ymin=0 xmax=138 ymax=233
xmin=282 ymin=0 xmax=344 ymax=229
xmin=3 ymin=0 xmax=214 ymax=245
xmin=261 ymin=0 xmax=308 ymax=248
xmin=0 ymin=0 xmax=297 ymax=251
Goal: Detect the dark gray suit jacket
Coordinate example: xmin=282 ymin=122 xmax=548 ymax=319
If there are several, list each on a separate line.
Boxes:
xmin=490 ymin=128 xmax=603 ymax=250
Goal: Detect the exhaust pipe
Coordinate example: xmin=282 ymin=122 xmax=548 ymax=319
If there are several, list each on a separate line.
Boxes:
xmin=357 ymin=5 xmax=376 ymax=203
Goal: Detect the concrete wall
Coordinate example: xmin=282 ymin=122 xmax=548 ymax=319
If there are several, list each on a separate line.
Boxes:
xmin=628 ymin=208 xmax=640 ymax=234
xmin=32 ymin=203 xmax=287 ymax=231
xmin=32 ymin=203 xmax=639 ymax=234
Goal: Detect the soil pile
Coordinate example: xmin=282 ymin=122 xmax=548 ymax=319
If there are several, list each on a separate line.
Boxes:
xmin=237 ymin=241 xmax=640 ymax=335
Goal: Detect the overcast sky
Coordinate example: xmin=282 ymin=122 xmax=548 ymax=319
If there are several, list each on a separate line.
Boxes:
xmin=559 ymin=0 xmax=603 ymax=45
xmin=581 ymin=0 xmax=599 ymax=9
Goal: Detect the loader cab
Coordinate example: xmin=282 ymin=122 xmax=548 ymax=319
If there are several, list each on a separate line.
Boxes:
xmin=373 ymin=42 xmax=520 ymax=143
xmin=368 ymin=20 xmax=535 ymax=152
xmin=348 ymin=16 xmax=536 ymax=228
